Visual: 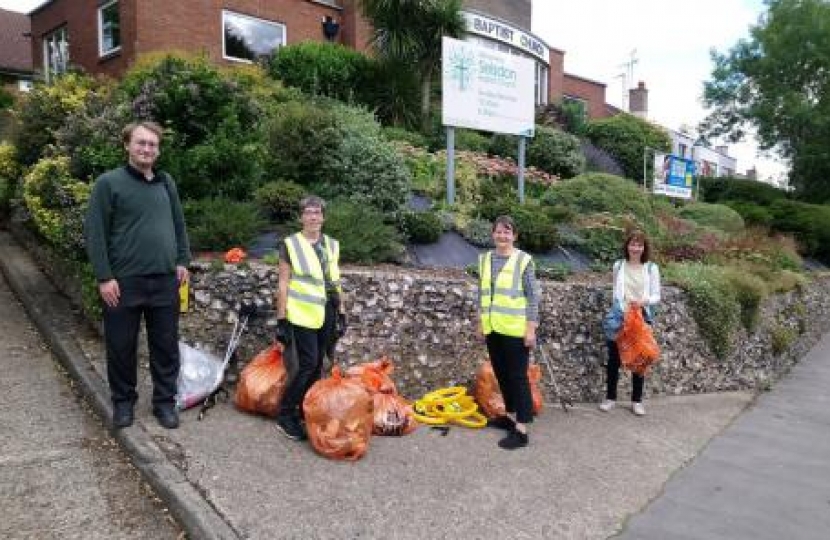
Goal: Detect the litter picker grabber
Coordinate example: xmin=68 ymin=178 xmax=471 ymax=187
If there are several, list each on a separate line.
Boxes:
xmin=534 ymin=338 xmax=573 ymax=413
xmin=197 ymin=301 xmax=257 ymax=420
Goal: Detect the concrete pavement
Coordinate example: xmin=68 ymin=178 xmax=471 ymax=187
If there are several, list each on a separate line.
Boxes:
xmin=0 ymin=257 xmax=181 ymax=538
xmin=616 ymin=331 xmax=830 ymax=539
xmin=2 ymin=228 xmax=827 ymax=539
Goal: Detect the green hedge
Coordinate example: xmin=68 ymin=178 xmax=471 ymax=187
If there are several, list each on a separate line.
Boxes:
xmin=269 ymin=42 xmax=372 ymax=103
xmin=769 ymin=199 xmax=830 ymax=263
xmin=583 ymin=113 xmax=671 ymax=181
xmin=489 ymin=126 xmax=585 ymax=178
xmin=678 ymin=202 xmax=745 ymax=233
xmin=322 ymin=200 xmax=403 ymax=263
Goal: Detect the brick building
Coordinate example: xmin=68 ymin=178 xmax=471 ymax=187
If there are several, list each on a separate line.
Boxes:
xmin=0 ymin=7 xmax=34 ymax=93
xmin=28 ymin=0 xmax=611 ymax=119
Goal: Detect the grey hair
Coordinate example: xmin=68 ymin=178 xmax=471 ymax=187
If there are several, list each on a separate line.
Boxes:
xmin=299 ymin=195 xmax=326 ymax=214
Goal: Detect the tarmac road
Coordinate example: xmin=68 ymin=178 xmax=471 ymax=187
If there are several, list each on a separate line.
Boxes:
xmin=0 ymin=271 xmax=183 ymax=540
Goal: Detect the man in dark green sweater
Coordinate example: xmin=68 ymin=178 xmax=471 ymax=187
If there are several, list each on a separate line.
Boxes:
xmin=84 ymin=121 xmax=191 ymax=430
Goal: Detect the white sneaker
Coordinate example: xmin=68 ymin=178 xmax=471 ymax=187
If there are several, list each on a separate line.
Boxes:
xmin=632 ymin=402 xmax=646 ymax=416
xmin=599 ymin=399 xmax=616 ymax=412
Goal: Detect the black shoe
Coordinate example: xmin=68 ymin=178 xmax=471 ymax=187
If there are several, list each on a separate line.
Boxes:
xmin=275 ymin=415 xmax=307 ymax=441
xmin=486 ymin=416 xmax=515 ymax=431
xmin=498 ymin=429 xmax=529 ymax=450
xmin=112 ymin=403 xmax=134 ymax=429
xmin=153 ymin=408 xmax=180 ymax=429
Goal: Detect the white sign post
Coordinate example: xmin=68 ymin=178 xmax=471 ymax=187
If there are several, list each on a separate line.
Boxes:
xmin=441 ymin=36 xmax=535 ymax=204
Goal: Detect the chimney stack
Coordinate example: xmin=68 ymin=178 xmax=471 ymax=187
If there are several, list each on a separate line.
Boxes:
xmin=629 ymin=81 xmax=648 ymax=118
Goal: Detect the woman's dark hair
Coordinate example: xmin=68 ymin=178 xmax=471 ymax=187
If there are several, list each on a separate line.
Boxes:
xmin=622 ymin=230 xmax=651 ymax=262
xmin=492 ymin=215 xmax=518 ymax=234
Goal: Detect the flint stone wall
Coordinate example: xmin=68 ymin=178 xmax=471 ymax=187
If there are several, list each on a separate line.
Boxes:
xmin=182 ymin=261 xmax=830 ymax=403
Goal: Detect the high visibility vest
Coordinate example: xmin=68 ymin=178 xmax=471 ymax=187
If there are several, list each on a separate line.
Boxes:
xmin=479 ymin=250 xmax=530 ymax=337
xmin=284 ymin=232 xmax=340 ymax=329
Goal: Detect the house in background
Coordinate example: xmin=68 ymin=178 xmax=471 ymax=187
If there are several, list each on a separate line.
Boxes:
xmin=28 ymin=0 xmax=614 ymax=119
xmin=0 ymin=7 xmax=34 ymax=94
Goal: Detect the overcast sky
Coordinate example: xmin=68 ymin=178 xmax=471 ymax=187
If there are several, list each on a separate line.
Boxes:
xmin=1 ymin=0 xmax=785 ymax=180
xmin=532 ymin=0 xmax=785 ymax=182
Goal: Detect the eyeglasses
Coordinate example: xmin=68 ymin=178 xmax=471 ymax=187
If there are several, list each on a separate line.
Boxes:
xmin=302 ymin=208 xmax=323 ymax=215
xmin=133 ymin=139 xmax=159 ymax=148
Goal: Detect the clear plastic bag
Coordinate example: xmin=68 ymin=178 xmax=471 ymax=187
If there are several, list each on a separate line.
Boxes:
xmin=176 ymin=342 xmax=223 ymax=410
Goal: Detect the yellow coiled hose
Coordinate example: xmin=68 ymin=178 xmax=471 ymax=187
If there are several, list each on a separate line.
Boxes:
xmin=412 ymin=386 xmax=486 ymax=428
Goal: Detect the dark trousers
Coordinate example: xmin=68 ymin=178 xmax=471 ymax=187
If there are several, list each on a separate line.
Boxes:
xmin=605 ymin=340 xmax=644 ymax=402
xmin=103 ymin=274 xmax=180 ymax=411
xmin=486 ymin=332 xmax=533 ymax=424
xmin=279 ymin=302 xmax=336 ymax=418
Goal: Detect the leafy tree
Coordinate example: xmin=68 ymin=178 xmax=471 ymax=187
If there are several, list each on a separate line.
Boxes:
xmin=700 ymin=0 xmax=830 ymax=202
xmin=583 ymin=113 xmax=671 ymax=181
xmin=360 ymin=0 xmax=466 ymax=129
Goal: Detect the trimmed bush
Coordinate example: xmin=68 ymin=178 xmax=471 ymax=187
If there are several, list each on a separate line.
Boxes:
xmin=22 ymin=156 xmax=90 ymax=257
xmin=583 ymin=113 xmax=671 ymax=181
xmin=490 ymin=126 xmax=585 ymax=179
xmin=542 ymin=172 xmax=657 ymax=231
xmin=254 ymin=180 xmax=307 ymax=222
xmin=400 ymin=210 xmax=443 ymax=244
xmin=183 ymin=199 xmax=266 ymax=251
xmin=269 ymin=42 xmax=372 ymax=103
xmin=267 ymin=100 xmax=410 ymax=213
xmin=678 ymin=202 xmax=745 ymax=233
xmin=699 ymin=176 xmax=787 ymax=205
xmin=322 ymin=200 xmax=403 ymax=264
xmin=724 ymin=201 xmax=774 ymax=227
xmin=768 ymin=199 xmax=830 ymax=263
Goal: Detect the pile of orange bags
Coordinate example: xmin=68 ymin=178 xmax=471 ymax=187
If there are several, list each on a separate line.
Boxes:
xmin=302 ymin=367 xmax=373 ymax=461
xmin=474 ymin=360 xmax=544 ymax=418
xmin=234 ymin=346 xmax=287 ymax=416
xmin=347 ymin=358 xmax=417 ymax=436
xmin=616 ymin=305 xmax=660 ymax=375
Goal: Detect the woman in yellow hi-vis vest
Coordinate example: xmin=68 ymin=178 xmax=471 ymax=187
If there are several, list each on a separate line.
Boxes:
xmin=477 ymin=216 xmax=540 ymax=450
xmin=274 ymin=196 xmax=346 ymax=441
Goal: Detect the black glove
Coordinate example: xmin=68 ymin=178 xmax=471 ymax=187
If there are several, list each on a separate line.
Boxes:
xmin=336 ymin=313 xmax=347 ymax=339
xmin=275 ymin=318 xmax=291 ymax=346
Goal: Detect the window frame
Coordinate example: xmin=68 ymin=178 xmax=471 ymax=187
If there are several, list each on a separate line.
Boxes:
xmin=221 ymin=10 xmax=287 ymax=64
xmin=42 ymin=25 xmax=69 ymax=82
xmin=98 ymin=0 xmax=121 ymax=57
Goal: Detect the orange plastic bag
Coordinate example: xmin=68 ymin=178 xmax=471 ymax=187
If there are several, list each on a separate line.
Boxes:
xmin=303 ymin=367 xmax=374 ymax=461
xmin=371 ymin=393 xmax=418 ymax=436
xmin=346 ymin=357 xmax=397 ymax=395
xmin=616 ymin=305 xmax=661 ymax=375
xmin=473 ymin=361 xmax=543 ymax=419
xmin=234 ymin=346 xmax=287 ymax=416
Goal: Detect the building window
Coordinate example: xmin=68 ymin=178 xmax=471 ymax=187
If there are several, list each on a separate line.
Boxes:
xmin=43 ymin=26 xmax=69 ymax=81
xmin=223 ymin=10 xmax=286 ymax=64
xmin=535 ymin=63 xmax=548 ymax=105
xmin=678 ymin=143 xmax=688 ymax=157
xmin=99 ymin=0 xmax=121 ymax=56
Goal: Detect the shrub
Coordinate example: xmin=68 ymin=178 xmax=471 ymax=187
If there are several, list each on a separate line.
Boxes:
xmin=267 ymin=100 xmax=410 ymax=213
xmin=399 ymin=210 xmax=443 ymax=244
xmin=526 ymin=126 xmax=585 ymax=179
xmin=536 ymin=261 xmax=571 ymax=281
xmin=14 ymin=73 xmax=99 ymax=166
xmin=183 ymin=199 xmax=266 ymax=251
xmin=0 ymin=142 xmax=20 ymax=212
xmin=458 ymin=217 xmax=494 ymax=248
xmin=454 ymin=129 xmax=490 ymax=153
xmin=254 ymin=180 xmax=306 ymax=222
xmin=699 ymin=176 xmax=787 ymax=205
xmin=476 ymin=203 xmax=559 ymax=253
xmin=383 ymin=127 xmax=429 ymax=149
xmin=583 ymin=113 xmax=671 ymax=181
xmin=724 ymin=201 xmax=774 ymax=227
xmin=535 ymin=101 xmax=587 ymax=134
xmin=22 ymin=156 xmax=90 ymax=257
xmin=120 ymin=54 xmax=267 ymax=200
xmin=566 ymin=221 xmax=628 ymax=265
xmin=721 ymin=266 xmax=768 ymax=332
xmin=322 ymin=200 xmax=403 ymax=264
xmin=678 ymin=202 xmax=745 ymax=233
xmin=269 ymin=42 xmax=372 ymax=103
xmin=581 ymin=139 xmax=625 ymax=176
xmin=770 ymin=325 xmax=797 ymax=356
xmin=665 ymin=262 xmax=741 ymax=359
xmin=542 ymin=172 xmax=658 ymax=231
xmin=362 ymin=59 xmax=421 ymax=129
xmin=768 ymin=199 xmax=830 ymax=263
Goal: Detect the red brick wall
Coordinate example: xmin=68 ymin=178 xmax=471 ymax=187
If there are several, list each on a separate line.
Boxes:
xmin=563 ymin=73 xmax=608 ymax=120
xmin=31 ymin=0 xmax=130 ymax=78
xmin=547 ymin=48 xmax=564 ymax=104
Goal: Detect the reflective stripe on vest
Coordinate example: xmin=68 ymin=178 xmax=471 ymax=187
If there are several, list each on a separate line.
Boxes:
xmin=479 ymin=250 xmax=530 ymax=337
xmin=285 ymin=233 xmax=339 ymax=329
